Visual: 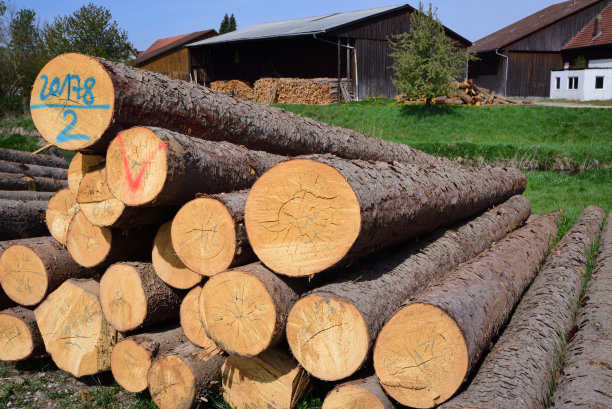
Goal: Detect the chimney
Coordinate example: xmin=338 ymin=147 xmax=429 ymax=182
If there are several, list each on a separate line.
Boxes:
xmin=593 ymin=14 xmax=602 ymax=39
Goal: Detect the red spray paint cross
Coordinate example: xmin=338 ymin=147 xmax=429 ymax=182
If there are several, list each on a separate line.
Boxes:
xmin=117 ymin=133 xmax=168 ymax=195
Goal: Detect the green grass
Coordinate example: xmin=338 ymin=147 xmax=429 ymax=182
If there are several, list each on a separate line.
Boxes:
xmin=0 ymin=133 xmax=41 ymax=152
xmin=0 ymin=115 xmax=36 ymax=131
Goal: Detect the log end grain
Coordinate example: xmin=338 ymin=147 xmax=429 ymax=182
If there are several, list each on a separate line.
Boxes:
xmin=0 ymin=307 xmax=43 ymax=361
xmin=179 ymin=286 xmax=216 ymax=349
xmin=153 ymin=222 xmax=202 ymax=289
xmin=373 ymin=303 xmax=468 ymax=408
xmin=100 ymin=263 xmax=149 ymax=332
xmin=110 ymin=339 xmax=153 ymax=392
xmin=245 ymin=159 xmax=361 ymax=277
xmin=286 ymin=294 xmax=369 ymax=381
xmin=322 ymin=383 xmax=387 ymax=409
xmin=106 ymin=127 xmax=169 ymax=206
xmin=171 ymin=198 xmax=238 ymax=277
xmin=78 ymin=165 xmax=125 ymax=227
xmin=66 ymin=211 xmax=112 ymax=267
xmin=30 ymin=53 xmax=115 ymax=150
xmin=46 ymin=188 xmax=79 ymax=245
xmin=67 ymin=152 xmax=105 ymax=198
xmin=0 ymin=244 xmax=49 ymax=306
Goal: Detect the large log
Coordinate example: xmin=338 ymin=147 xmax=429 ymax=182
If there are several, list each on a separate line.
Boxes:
xmin=550 ymin=211 xmax=612 ymax=409
xmin=105 ymin=126 xmax=285 ymax=206
xmin=0 ymin=306 xmax=46 ymax=361
xmin=110 ymin=326 xmax=187 ymax=392
xmin=0 ymin=199 xmax=48 ymax=240
xmin=153 ymin=222 xmax=202 ymax=290
xmin=0 ymin=172 xmax=35 ymax=190
xmin=67 ymin=152 xmax=105 ymax=197
xmin=45 ymin=188 xmax=79 ymax=245
xmin=221 ymin=347 xmax=312 ymax=409
xmin=0 ymin=148 xmax=67 ymax=169
xmin=31 ymin=53 xmax=446 ymax=169
xmin=372 ymin=214 xmax=559 ymax=408
xmin=147 ymin=343 xmax=225 ymax=409
xmin=0 ymin=160 xmax=68 ymax=180
xmin=286 ymin=195 xmax=532 ymax=381
xmin=440 ymin=206 xmax=605 ymax=409
xmin=179 ymin=286 xmax=216 ymax=349
xmin=245 ymin=156 xmax=526 ymax=277
xmin=0 ymin=190 xmax=54 ymax=201
xmin=171 ymin=191 xmax=254 ymax=277
xmin=322 ymin=375 xmax=396 ymax=409
xmin=34 ymin=278 xmax=120 ymax=377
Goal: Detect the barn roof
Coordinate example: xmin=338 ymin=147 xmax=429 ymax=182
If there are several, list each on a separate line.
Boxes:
xmin=564 ymin=2 xmax=612 ymax=49
xmin=137 ymin=29 xmax=217 ymax=65
xmin=470 ymin=0 xmax=603 ymax=52
xmin=188 ymin=4 xmax=470 ymax=47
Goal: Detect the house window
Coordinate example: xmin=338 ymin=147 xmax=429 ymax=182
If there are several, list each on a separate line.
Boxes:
xmin=555 ymin=77 xmax=561 ymax=89
xmin=595 ymin=76 xmax=604 ymax=89
xmin=568 ymin=77 xmax=579 ymax=89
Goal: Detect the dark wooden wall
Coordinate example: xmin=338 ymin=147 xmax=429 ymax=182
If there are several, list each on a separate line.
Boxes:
xmin=507 ymin=52 xmax=564 ymax=96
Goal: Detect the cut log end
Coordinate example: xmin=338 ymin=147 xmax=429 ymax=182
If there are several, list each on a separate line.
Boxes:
xmin=78 ymin=166 xmax=125 ymax=227
xmin=110 ymin=339 xmax=152 ymax=392
xmin=0 ymin=309 xmax=37 ymax=361
xmin=322 ymin=384 xmax=387 ymax=409
xmin=0 ymin=245 xmax=48 ymax=306
xmin=100 ymin=263 xmax=148 ymax=332
xmin=287 ymin=294 xmax=369 ymax=381
xmin=106 ymin=126 xmax=169 ymax=206
xmin=153 ymin=222 xmax=202 ymax=289
xmin=245 ymin=159 xmax=361 ymax=276
xmin=30 ymin=53 xmax=115 ymax=150
xmin=180 ymin=286 xmax=216 ymax=349
xmin=148 ymin=355 xmax=197 ymax=409
xmin=46 ymin=188 xmax=79 ymax=244
xmin=373 ymin=303 xmax=468 ymax=408
xmin=67 ymin=152 xmax=105 ymax=198
xmin=66 ymin=211 xmax=112 ymax=267
xmin=171 ymin=198 xmax=238 ymax=277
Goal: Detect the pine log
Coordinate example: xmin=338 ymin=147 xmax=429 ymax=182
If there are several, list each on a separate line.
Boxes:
xmin=0 ymin=148 xmax=68 ymax=168
xmin=484 ymin=91 xmax=495 ymax=105
xmin=0 ymin=190 xmax=54 ymax=201
xmin=0 ymin=160 xmax=67 ymax=180
xmin=99 ymin=262 xmax=183 ymax=332
xmin=0 ymin=172 xmax=35 ymax=190
xmin=245 ymin=156 xmax=526 ymax=277
xmin=373 ymin=214 xmax=559 ymax=408
xmin=322 ymin=375 xmax=396 ymax=409
xmin=458 ymin=90 xmax=473 ymax=105
xmin=286 ymin=195 xmax=532 ymax=381
xmin=550 ymin=211 xmax=612 ymax=409
xmin=153 ymin=222 xmax=202 ymax=289
xmin=110 ymin=326 xmax=187 ymax=392
xmin=31 ymin=53 xmax=446 ymax=169
xmin=0 ymin=199 xmax=48 ymax=240
xmin=45 ymin=188 xmax=79 ymax=245
xmin=105 ymin=126 xmax=285 ymax=206
xmin=147 ymin=342 xmax=225 ymax=409
xmin=440 ymin=206 xmax=606 ymax=409
xmin=0 ymin=236 xmax=101 ymax=306
xmin=0 ymin=306 xmax=45 ymax=361
xmin=66 ymin=211 xmax=155 ymax=268
xmin=171 ymin=191 xmax=254 ymax=277
xmin=67 ymin=152 xmax=105 ymax=197
xmin=200 ymin=262 xmax=306 ymax=357
xmin=179 ymin=286 xmax=216 ymax=349
xmin=29 ymin=175 xmax=68 ymax=192
xmin=34 ymin=278 xmax=120 ymax=377
xmin=222 ymin=347 xmax=312 ymax=409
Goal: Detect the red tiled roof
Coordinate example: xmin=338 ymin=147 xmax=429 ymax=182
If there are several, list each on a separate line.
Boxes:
xmin=564 ymin=2 xmax=612 ymax=48
xmin=142 ymin=34 xmax=190 ymax=55
xmin=470 ymin=0 xmax=603 ymax=52
xmin=136 ymin=29 xmax=217 ymax=65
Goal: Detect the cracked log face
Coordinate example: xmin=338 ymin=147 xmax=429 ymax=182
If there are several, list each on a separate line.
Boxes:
xmin=78 ymin=165 xmax=125 ymax=227
xmin=179 ymin=286 xmax=215 ymax=349
xmin=34 ymin=279 xmax=119 ymax=377
xmin=287 ymin=295 xmax=369 ymax=381
xmin=46 ymin=188 xmax=80 ymax=245
xmin=0 ymin=307 xmax=44 ymax=361
xmin=0 ymin=245 xmax=49 ymax=306
xmin=171 ymin=198 xmax=237 ymax=277
xmin=66 ymin=211 xmax=112 ymax=267
xmin=153 ymin=222 xmax=202 ymax=290
xmin=30 ymin=53 xmax=115 ymax=151
xmin=245 ymin=159 xmax=361 ymax=277
xmin=67 ymin=152 xmax=105 ymax=198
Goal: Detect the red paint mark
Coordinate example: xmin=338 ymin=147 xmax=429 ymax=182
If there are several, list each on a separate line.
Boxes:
xmin=117 ymin=133 xmax=167 ymax=194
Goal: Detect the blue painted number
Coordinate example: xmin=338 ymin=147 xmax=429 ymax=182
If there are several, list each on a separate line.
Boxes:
xmin=56 ymin=110 xmax=91 ymax=143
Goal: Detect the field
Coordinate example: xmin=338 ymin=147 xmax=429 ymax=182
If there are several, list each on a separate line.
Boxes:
xmin=1 ymin=101 xmax=611 ymax=408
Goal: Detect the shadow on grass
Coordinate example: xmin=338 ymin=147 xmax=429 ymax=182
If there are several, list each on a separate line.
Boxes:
xmin=399 ymin=103 xmax=458 ymax=117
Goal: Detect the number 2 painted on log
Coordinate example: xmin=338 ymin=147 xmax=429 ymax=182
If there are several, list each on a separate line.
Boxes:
xmin=56 ymin=110 xmax=90 ymax=143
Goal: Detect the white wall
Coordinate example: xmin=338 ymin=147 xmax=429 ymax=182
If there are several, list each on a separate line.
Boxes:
xmin=550 ymin=69 xmax=612 ymax=100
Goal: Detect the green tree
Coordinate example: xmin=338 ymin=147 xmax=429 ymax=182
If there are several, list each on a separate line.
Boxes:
xmin=229 ymin=14 xmax=237 ymax=32
xmin=219 ymin=13 xmax=229 ymax=34
xmin=43 ymin=3 xmax=134 ymax=62
xmin=389 ymin=2 xmax=472 ymax=107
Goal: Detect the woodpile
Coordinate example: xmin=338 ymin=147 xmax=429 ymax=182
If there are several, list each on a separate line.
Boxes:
xmin=0 ymin=53 xmax=607 ymax=409
xmin=210 ymin=80 xmax=255 ymax=101
xmin=254 ymin=78 xmax=352 ymax=105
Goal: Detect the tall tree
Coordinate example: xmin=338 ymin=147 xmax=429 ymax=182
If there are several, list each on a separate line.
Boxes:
xmin=219 ymin=13 xmax=229 ymax=34
xmin=229 ymin=14 xmax=237 ymax=32
xmin=389 ymin=2 xmax=471 ymax=107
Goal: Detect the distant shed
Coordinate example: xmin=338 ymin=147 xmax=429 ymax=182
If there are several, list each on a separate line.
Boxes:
xmin=187 ymin=5 xmax=471 ymax=99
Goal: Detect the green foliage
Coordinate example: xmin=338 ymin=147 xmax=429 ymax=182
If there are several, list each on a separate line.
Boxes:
xmin=229 ymin=14 xmax=237 ymax=32
xmin=389 ymin=2 xmax=472 ymax=106
xmin=220 ymin=13 xmax=237 ymax=34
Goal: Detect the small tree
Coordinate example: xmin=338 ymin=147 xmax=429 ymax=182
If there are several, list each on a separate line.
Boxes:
xmin=229 ymin=14 xmax=237 ymax=32
xmin=389 ymin=2 xmax=471 ymax=107
xmin=219 ymin=13 xmax=229 ymax=34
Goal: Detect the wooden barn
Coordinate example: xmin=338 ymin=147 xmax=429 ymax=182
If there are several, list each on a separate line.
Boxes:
xmin=136 ymin=29 xmax=217 ymax=82
xmin=186 ymin=5 xmax=470 ymax=99
xmin=469 ymin=0 xmax=612 ymax=97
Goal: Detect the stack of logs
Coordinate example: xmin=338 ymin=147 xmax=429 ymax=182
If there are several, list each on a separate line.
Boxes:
xmin=0 ymin=52 xmax=610 ymax=409
xmin=210 ymin=80 xmax=255 ymax=102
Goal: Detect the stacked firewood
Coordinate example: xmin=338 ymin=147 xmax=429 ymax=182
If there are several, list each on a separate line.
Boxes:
xmin=0 ymin=53 xmax=610 ymax=409
xmin=254 ymin=77 xmax=352 ymax=104
xmin=210 ymin=80 xmax=255 ymax=101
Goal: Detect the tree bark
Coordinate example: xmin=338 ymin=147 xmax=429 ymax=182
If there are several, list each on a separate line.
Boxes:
xmin=99 ymin=262 xmax=183 ymax=332
xmin=440 ymin=206 xmax=606 ymax=409
xmin=0 ymin=172 xmax=35 ymax=191
xmin=105 ymin=126 xmax=286 ymax=206
xmin=245 ymin=155 xmax=526 ymax=277
xmin=67 ymin=152 xmax=105 ymax=198
xmin=0 ymin=306 xmax=46 ymax=361
xmin=171 ymin=190 xmax=255 ymax=277
xmin=110 ymin=326 xmax=187 ymax=392
xmin=179 ymin=286 xmax=216 ymax=348
xmin=0 ymin=199 xmax=48 ymax=240
xmin=0 ymin=236 xmax=102 ymax=306
xmin=0 ymin=287 xmax=15 ymax=310
xmin=45 ymin=188 xmax=79 ymax=245
xmin=0 ymin=190 xmax=55 ymax=201
xmin=550 ymin=210 xmax=612 ymax=409
xmin=153 ymin=222 xmax=202 ymax=290
xmin=373 ymin=214 xmax=559 ymax=408
xmin=323 ymin=375 xmax=396 ymax=409
xmin=0 ymin=160 xmax=67 ymax=180
xmin=0 ymin=148 xmax=67 ymax=169
xmin=286 ymin=195 xmax=532 ymax=381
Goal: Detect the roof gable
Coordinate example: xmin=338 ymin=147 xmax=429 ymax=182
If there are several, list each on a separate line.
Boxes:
xmin=564 ymin=2 xmax=612 ymax=49
xmin=137 ymin=29 xmax=217 ymax=65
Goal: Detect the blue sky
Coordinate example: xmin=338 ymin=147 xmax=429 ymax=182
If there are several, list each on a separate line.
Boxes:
xmin=12 ymin=0 xmax=563 ymax=50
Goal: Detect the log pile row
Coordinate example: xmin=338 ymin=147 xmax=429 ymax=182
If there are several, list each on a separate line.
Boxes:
xmin=0 ymin=52 xmax=609 ymax=409
xmin=210 ymin=80 xmax=255 ymax=101
xmin=254 ymin=77 xmax=352 ymax=104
